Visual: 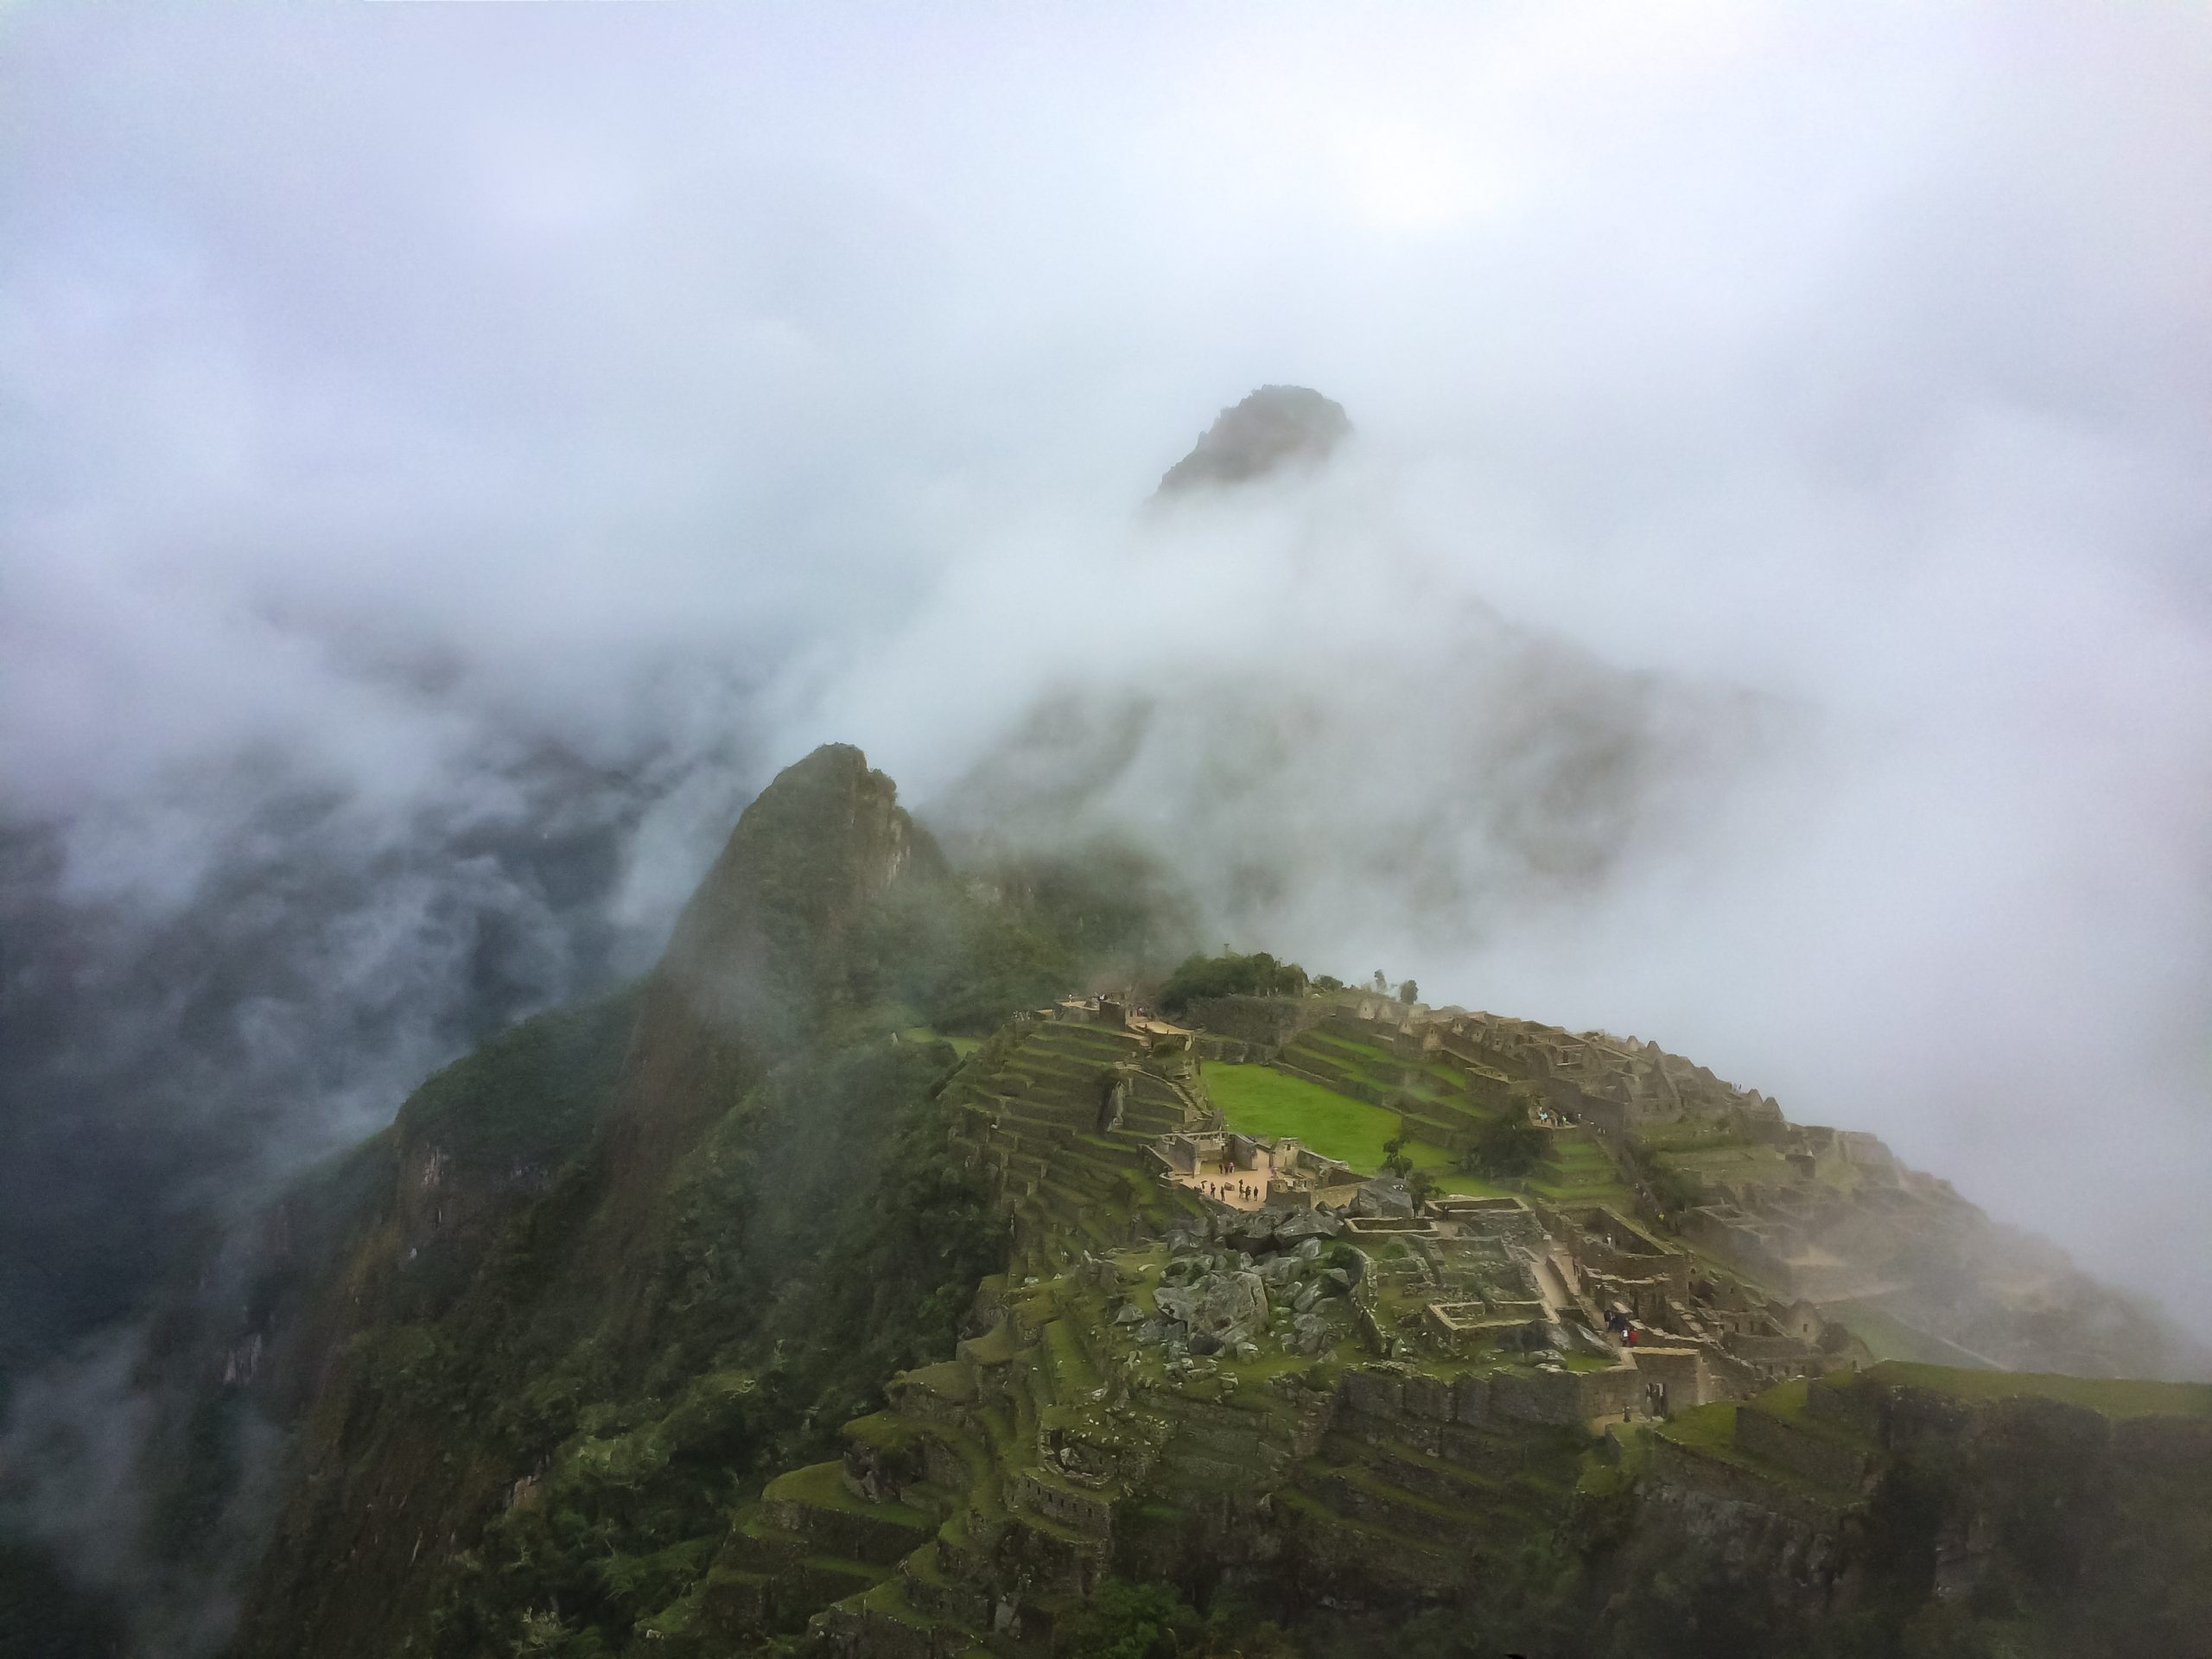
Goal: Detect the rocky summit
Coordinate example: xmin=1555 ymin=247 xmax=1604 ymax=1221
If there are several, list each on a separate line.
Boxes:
xmin=1155 ymin=385 xmax=1352 ymax=495
xmin=191 ymin=745 xmax=2212 ymax=1659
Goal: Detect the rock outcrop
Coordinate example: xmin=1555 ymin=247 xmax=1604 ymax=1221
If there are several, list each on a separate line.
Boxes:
xmin=1154 ymin=385 xmax=1351 ymax=495
xmin=601 ymin=743 xmax=935 ymax=1230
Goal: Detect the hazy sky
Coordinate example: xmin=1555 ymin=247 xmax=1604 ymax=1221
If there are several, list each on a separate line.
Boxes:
xmin=5 ymin=1 xmax=2211 ymax=1327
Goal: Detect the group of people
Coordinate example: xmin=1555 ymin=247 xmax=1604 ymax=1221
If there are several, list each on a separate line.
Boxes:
xmin=1199 ymin=1176 xmax=1264 ymax=1203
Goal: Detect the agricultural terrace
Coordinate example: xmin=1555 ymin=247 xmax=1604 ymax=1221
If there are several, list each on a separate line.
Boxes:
xmin=1205 ymin=1064 xmax=1510 ymax=1196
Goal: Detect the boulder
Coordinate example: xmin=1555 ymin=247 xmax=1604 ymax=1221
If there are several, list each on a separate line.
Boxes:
xmin=1352 ymin=1179 xmax=1415 ymax=1217
xmin=1286 ymin=1308 xmax=1340 ymax=1357
xmin=1204 ymin=1270 xmax=1272 ymax=1344
xmin=1158 ymin=1268 xmax=1272 ymax=1345
xmin=1221 ymin=1211 xmax=1283 ymax=1255
xmin=1154 ymin=1284 xmax=1205 ymax=1326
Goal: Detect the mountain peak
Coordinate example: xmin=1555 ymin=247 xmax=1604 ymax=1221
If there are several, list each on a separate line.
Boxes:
xmin=598 ymin=743 xmax=929 ymax=1211
xmin=1155 ymin=385 xmax=1352 ymax=496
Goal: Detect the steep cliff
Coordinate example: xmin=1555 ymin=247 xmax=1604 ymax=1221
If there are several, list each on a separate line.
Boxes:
xmin=605 ymin=745 xmax=928 ymax=1198
xmin=1583 ymin=1365 xmax=2212 ymax=1657
xmin=223 ymin=746 xmax=1166 ymax=1658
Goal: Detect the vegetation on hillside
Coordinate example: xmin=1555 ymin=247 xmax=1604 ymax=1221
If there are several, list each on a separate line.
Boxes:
xmin=407 ymin=1040 xmax=1007 ymax=1657
xmin=1157 ymin=950 xmax=1310 ymax=1013
xmin=229 ymin=777 xmax=1178 ymax=1658
xmin=213 ymin=753 xmax=2212 ymax=1659
xmin=1571 ymin=1366 xmax=2212 ymax=1659
xmin=0 ymin=1540 xmax=127 ymax=1659
xmin=855 ymin=840 xmax=1193 ymax=1033
xmin=1463 ymin=1104 xmax=1546 ymax=1179
xmin=397 ymin=986 xmax=642 ymax=1169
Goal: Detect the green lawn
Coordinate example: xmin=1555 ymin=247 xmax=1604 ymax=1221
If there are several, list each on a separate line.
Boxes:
xmin=1656 ymin=1401 xmax=1738 ymax=1453
xmin=1210 ymin=1065 xmax=1402 ymax=1167
xmin=1210 ymin=1064 xmax=1503 ymax=1190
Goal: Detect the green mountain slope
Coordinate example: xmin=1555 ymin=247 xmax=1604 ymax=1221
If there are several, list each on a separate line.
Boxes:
xmin=218 ymin=747 xmax=2212 ymax=1659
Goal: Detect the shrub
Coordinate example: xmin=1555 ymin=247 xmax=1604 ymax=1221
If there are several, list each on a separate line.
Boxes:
xmin=1157 ymin=951 xmax=1310 ymax=1014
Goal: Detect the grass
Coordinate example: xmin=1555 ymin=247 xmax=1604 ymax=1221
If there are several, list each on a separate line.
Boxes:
xmin=1208 ymin=1065 xmax=1402 ymax=1166
xmin=1653 ymin=1142 xmax=1800 ymax=1191
xmin=1819 ymin=1300 xmax=1994 ymax=1368
xmin=1292 ymin=1033 xmax=1469 ymax=1103
xmin=1209 ymin=1065 xmax=1457 ymax=1175
xmin=1869 ymin=1362 xmax=2212 ymax=1419
xmin=1427 ymin=1166 xmax=1516 ymax=1198
xmin=1653 ymin=1401 xmax=1737 ymax=1453
xmin=1044 ymin=1317 xmax=1099 ymax=1395
xmin=1649 ymin=1398 xmax=1860 ymax=1509
xmin=1750 ymin=1376 xmax=1815 ymax=1422
xmin=765 ymin=1461 xmax=931 ymax=1526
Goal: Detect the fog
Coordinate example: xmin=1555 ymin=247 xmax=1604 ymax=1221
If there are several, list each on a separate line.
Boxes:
xmin=3 ymin=2 xmax=2211 ymax=1635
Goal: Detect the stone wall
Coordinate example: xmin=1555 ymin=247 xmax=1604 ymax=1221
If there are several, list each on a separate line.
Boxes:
xmin=1008 ymin=1471 xmax=1115 ymax=1539
xmin=1272 ymin=1057 xmax=1392 ymax=1109
xmin=1643 ymin=1430 xmax=1843 ymax=1529
xmin=1335 ymin=1356 xmax=1632 ymax=1434
xmin=1196 ymin=1035 xmax=1269 ymax=1065
xmin=1626 ymin=1346 xmax=1712 ymax=1408
xmin=1577 ymin=1363 xmax=1646 ymax=1422
xmin=1181 ymin=995 xmax=1320 ymax=1050
xmin=1490 ymin=1367 xmax=1586 ymax=1427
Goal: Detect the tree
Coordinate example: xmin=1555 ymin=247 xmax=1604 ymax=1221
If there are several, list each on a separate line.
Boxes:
xmin=1380 ymin=1133 xmax=1414 ymax=1181
xmin=1465 ymin=1108 xmax=1545 ymax=1180
xmin=1398 ymin=978 xmax=1418 ymax=1004
xmin=1058 ymin=1579 xmax=1198 ymax=1659
xmin=1372 ymin=969 xmax=1388 ymax=991
xmin=1157 ymin=950 xmax=1310 ymax=1014
xmin=1313 ymin=974 xmax=1343 ymax=993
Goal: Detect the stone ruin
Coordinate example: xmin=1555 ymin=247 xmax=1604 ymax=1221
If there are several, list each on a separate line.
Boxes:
xmin=1131 ymin=1206 xmax=1359 ymax=1361
xmin=1149 ymin=1128 xmax=1360 ymax=1211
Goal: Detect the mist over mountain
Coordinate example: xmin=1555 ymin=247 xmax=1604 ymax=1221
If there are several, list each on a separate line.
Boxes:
xmin=939 ymin=390 xmax=1777 ymax=948
xmin=1155 ymin=387 xmax=1353 ymax=496
xmin=4 ymin=5 xmax=2212 ymax=1652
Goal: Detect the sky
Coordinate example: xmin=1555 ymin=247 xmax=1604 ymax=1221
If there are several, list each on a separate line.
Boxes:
xmin=3 ymin=0 xmax=2210 ymax=1445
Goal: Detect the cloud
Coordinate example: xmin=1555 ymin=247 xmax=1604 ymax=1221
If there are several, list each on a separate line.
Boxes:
xmin=3 ymin=1 xmax=2212 ymax=1637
